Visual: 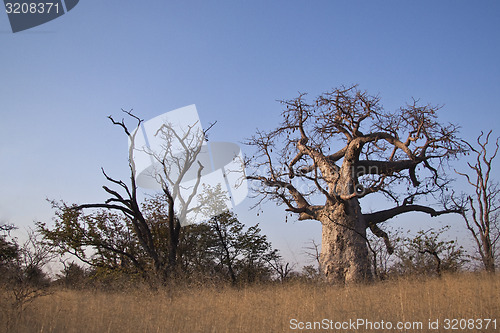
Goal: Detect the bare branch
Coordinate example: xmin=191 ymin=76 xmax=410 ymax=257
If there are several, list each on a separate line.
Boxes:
xmin=364 ymin=204 xmax=462 ymax=225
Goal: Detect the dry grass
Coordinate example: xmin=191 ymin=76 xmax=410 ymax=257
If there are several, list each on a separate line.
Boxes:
xmin=1 ymin=273 xmax=499 ymax=332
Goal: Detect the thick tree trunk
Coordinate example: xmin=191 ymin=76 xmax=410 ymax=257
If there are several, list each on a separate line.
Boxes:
xmin=319 ymin=200 xmax=372 ymax=284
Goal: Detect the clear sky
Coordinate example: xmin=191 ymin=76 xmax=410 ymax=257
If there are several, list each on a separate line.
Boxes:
xmin=1 ymin=1 xmax=499 ymax=266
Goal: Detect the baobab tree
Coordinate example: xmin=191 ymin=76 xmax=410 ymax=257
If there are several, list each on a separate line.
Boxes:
xmin=246 ymin=85 xmax=464 ymax=284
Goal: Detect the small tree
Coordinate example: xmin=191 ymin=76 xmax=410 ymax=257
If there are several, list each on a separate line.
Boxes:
xmin=0 ymin=227 xmax=54 ymax=332
xmin=56 ymin=261 xmax=89 ymax=289
xmin=300 ymin=265 xmax=321 ymax=281
xmin=392 ymin=226 xmax=468 ymax=277
xmin=267 ymin=256 xmax=294 ymax=283
xmin=197 ymin=185 xmax=281 ymax=284
xmin=302 ymin=239 xmax=322 ymax=278
xmin=203 ymin=210 xmax=279 ymax=284
xmin=0 ymin=227 xmax=54 ymax=289
xmin=366 ymin=227 xmax=401 ymax=280
xmin=455 ymin=131 xmax=500 ymax=273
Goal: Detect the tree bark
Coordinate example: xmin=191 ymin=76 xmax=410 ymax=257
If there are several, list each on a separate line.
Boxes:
xmin=319 ymin=200 xmax=372 ymax=284
xmin=481 ymin=236 xmax=496 ymax=273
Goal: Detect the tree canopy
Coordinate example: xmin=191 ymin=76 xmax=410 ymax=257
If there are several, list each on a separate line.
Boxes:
xmin=246 ymin=85 xmax=465 ymax=283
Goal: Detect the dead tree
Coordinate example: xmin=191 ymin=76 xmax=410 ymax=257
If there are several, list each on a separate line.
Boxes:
xmin=145 ymin=120 xmax=206 ymax=271
xmin=72 ymin=111 xmax=167 ymax=278
xmin=456 ymin=130 xmax=500 ymax=273
xmin=73 ymin=110 xmax=207 ymax=279
xmin=246 ymin=85 xmax=464 ymax=284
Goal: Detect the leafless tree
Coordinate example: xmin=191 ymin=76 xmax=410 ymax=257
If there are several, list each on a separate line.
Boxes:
xmin=142 ymin=118 xmax=209 ymax=271
xmin=267 ymin=257 xmax=294 ymax=283
xmin=303 ymin=239 xmax=321 ymax=267
xmin=455 ymin=130 xmax=500 ymax=273
xmin=71 ymin=111 xmax=168 ymax=278
xmin=71 ymin=110 xmax=209 ymax=279
xmin=366 ymin=228 xmax=401 ymax=280
xmin=246 ymin=85 xmax=464 ymax=284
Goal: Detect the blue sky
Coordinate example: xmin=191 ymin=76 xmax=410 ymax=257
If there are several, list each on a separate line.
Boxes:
xmin=1 ymin=1 xmax=499 ymax=265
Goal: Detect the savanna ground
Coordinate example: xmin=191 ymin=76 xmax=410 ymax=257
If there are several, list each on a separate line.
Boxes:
xmin=1 ymin=273 xmax=499 ymax=333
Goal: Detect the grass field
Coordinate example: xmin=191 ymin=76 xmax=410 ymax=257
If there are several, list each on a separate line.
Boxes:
xmin=1 ymin=273 xmax=499 ymax=332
